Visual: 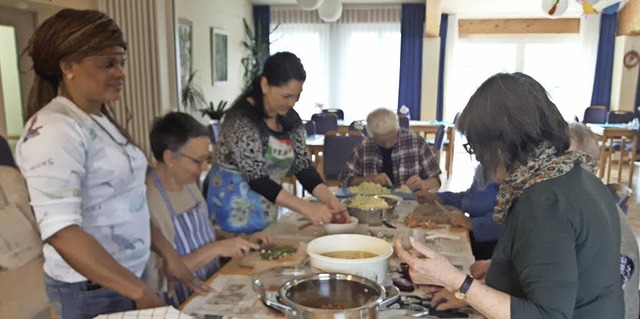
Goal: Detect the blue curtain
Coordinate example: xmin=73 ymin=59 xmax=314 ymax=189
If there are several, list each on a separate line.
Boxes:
xmin=436 ymin=14 xmax=448 ymax=121
xmin=590 ymin=12 xmax=618 ymax=108
xmin=398 ymin=3 xmax=425 ymax=120
xmin=253 ymin=6 xmax=270 ymax=67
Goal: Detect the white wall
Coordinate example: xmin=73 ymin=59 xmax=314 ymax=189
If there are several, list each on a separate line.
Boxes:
xmin=610 ymin=35 xmax=640 ymax=112
xmin=175 ymin=0 xmax=252 ymax=121
xmin=0 ymin=25 xmax=21 ymax=136
xmin=421 ymin=37 xmax=440 ymax=121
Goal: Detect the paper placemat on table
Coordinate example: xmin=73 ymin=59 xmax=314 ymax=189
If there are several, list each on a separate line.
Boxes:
xmin=93 ymin=306 xmax=193 ymax=319
xmin=181 ymin=274 xmax=283 ymax=319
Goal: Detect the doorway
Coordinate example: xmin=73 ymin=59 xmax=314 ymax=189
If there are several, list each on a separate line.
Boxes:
xmin=0 ymin=7 xmax=35 ymax=151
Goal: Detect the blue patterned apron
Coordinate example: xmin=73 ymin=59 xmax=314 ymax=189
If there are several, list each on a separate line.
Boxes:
xmin=151 ymin=171 xmax=219 ymax=306
xmin=207 ymin=135 xmax=295 ymax=233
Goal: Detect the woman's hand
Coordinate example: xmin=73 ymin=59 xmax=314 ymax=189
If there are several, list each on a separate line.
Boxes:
xmin=448 ymin=210 xmax=472 ymax=230
xmin=134 ymin=287 xmax=165 ymax=309
xmin=164 ymin=251 xmax=211 ymax=297
xmin=394 ymin=237 xmax=462 ymax=289
xmin=214 ymin=237 xmax=260 ymax=259
xmin=326 ymin=195 xmax=349 ymax=221
xmin=304 ymin=203 xmax=336 ymax=224
xmin=414 ymin=189 xmax=440 ymax=204
xmin=431 ymin=289 xmax=469 ymax=311
xmin=248 ymin=231 xmax=272 ymax=245
xmin=470 ymin=260 xmax=491 ymax=281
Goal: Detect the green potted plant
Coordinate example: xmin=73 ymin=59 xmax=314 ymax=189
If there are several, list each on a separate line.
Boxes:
xmin=200 ymin=100 xmax=228 ymax=122
xmin=181 ymin=70 xmax=206 ymax=111
xmin=240 ymin=18 xmax=279 ymax=90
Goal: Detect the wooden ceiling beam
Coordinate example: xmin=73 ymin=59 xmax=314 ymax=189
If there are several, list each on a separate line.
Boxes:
xmin=459 ymin=18 xmax=580 ymax=35
xmin=425 ymin=0 xmax=442 ymax=38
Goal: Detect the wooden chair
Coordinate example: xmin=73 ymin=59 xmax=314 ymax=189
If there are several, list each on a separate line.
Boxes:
xmin=582 ymin=105 xmax=608 ymax=124
xmin=321 ymin=108 xmax=344 ymax=120
xmin=398 ymin=114 xmax=409 ymax=129
xmin=597 ymin=128 xmax=638 ymax=187
xmin=607 ymin=183 xmax=633 ymax=214
xmin=311 ymin=113 xmax=338 ymax=134
xmin=322 ymin=133 xmax=364 ymax=186
xmin=607 ymin=111 xmax=635 ymax=124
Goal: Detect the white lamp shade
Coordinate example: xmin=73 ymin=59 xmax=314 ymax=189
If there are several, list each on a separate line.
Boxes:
xmin=318 ymin=0 xmax=342 ymax=22
xmin=297 ymin=0 xmax=324 ymax=11
xmin=541 ymin=0 xmax=568 ymax=17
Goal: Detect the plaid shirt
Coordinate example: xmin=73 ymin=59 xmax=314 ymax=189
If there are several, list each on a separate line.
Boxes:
xmin=340 ymin=129 xmax=441 ymax=186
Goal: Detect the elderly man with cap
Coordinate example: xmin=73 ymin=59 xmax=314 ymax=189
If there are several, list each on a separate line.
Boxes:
xmin=341 ymin=108 xmax=441 ymax=192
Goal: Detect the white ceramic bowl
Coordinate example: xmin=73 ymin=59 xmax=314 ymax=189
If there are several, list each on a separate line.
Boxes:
xmin=306 ymin=234 xmax=393 ymax=284
xmin=322 ymin=216 xmax=359 ymax=234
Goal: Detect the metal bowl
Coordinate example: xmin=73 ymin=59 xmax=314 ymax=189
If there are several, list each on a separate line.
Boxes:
xmin=252 ymin=266 xmax=321 ymax=300
xmin=342 ymin=196 xmax=398 ymax=226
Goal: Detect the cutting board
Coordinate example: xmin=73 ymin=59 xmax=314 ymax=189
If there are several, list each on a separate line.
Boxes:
xmin=239 ymin=239 xmax=307 ymax=272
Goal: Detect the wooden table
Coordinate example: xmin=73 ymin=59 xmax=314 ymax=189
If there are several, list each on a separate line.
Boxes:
xmin=586 ymin=123 xmax=639 ymax=186
xmin=180 ymin=201 xmax=474 ymax=318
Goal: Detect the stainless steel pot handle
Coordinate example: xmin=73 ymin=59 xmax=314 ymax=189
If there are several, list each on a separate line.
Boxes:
xmin=379 ymin=285 xmax=401 ymax=309
xmin=263 ymin=291 xmax=296 ymax=316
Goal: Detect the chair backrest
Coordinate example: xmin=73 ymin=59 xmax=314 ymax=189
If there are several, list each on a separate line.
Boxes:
xmin=398 ymin=114 xmax=409 ymax=129
xmin=322 ymin=108 xmax=344 ymax=120
xmin=209 ymin=122 xmax=221 ymax=144
xmin=0 ymin=135 xmax=15 ymax=167
xmin=433 ymin=125 xmax=446 ymax=152
xmin=323 ymin=135 xmax=364 ymax=181
xmin=582 ymin=106 xmax=608 ymax=124
xmin=303 ymin=120 xmax=316 ymax=136
xmin=311 ymin=113 xmax=338 ymax=134
xmin=607 ymin=111 xmax=635 ymax=124
xmin=607 ymin=183 xmax=633 ymax=214
xmin=452 ymin=112 xmax=461 ymax=125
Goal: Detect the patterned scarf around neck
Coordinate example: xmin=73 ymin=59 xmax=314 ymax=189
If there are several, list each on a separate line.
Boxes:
xmin=493 ymin=141 xmax=597 ymax=223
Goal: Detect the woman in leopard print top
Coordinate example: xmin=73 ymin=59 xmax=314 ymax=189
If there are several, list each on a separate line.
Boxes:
xmin=205 ymin=52 xmax=347 ymax=234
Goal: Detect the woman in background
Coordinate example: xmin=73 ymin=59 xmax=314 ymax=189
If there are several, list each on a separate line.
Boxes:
xmin=146 ymin=112 xmax=270 ymax=306
xmin=205 ymin=51 xmax=347 ymax=234
xmin=16 ymin=9 xmax=206 ymax=318
xmin=415 ymin=165 xmax=502 ymax=260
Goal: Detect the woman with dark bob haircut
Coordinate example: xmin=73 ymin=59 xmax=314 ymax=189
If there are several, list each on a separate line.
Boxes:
xmin=205 ymin=51 xmax=348 ymax=233
xmin=395 ymin=72 xmax=623 ymax=318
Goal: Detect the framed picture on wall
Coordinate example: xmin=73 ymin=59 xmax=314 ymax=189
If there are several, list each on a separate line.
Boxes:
xmin=177 ymin=18 xmax=193 ymax=89
xmin=211 ymin=27 xmax=228 ymax=85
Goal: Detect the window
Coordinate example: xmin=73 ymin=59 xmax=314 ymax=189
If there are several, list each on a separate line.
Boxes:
xmin=445 ymin=35 xmax=586 ymax=122
xmin=270 ymin=6 xmax=401 ymax=123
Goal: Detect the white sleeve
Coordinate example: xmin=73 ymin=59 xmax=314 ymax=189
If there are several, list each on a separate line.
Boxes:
xmin=17 ymin=113 xmax=87 ymax=240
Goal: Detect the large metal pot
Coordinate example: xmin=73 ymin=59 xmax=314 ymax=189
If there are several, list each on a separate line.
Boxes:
xmin=263 ymin=273 xmax=399 ymax=319
xmin=342 ymin=196 xmax=398 ymax=226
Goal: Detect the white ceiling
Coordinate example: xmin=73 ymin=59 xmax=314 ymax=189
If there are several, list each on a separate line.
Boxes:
xmin=249 ymin=0 xmax=585 ymax=19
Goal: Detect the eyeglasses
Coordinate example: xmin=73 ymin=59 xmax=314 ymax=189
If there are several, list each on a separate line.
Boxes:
xmin=463 ymin=143 xmax=475 ymax=155
xmin=179 ymin=152 xmax=211 ymax=166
